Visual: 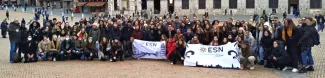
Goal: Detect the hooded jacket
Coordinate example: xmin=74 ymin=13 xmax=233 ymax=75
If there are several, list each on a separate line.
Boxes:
xmin=261 ymin=31 xmax=274 ymax=49
xmin=244 ymin=32 xmax=256 ymax=47
xmin=89 ymin=28 xmax=101 ymax=42
xmin=270 ymin=41 xmax=291 ymax=64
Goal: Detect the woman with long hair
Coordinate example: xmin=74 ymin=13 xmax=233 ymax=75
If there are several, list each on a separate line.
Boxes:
xmin=261 ymin=30 xmax=274 ymax=67
xmin=210 ymin=36 xmax=219 ymax=46
xmin=282 ymin=18 xmax=299 ymax=72
xmin=110 ymin=38 xmax=122 ymax=62
xmin=99 ymin=37 xmax=111 ymax=61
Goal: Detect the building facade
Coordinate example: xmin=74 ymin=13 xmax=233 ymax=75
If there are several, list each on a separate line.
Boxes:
xmin=107 ymin=0 xmax=325 ymax=15
xmin=33 ymin=0 xmax=325 ymax=15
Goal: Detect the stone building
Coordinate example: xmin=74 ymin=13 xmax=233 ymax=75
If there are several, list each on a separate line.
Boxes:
xmin=106 ymin=0 xmax=325 ymax=15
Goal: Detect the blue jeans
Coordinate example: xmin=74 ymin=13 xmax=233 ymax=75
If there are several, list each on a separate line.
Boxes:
xmin=318 ymin=23 xmax=324 ymax=32
xmin=253 ymin=45 xmax=264 ymax=61
xmin=301 ymin=47 xmax=314 ymax=66
xmin=9 ymin=42 xmax=16 ymax=62
xmin=38 ymin=51 xmax=47 ymax=60
xmin=73 ymin=49 xmax=85 ymax=60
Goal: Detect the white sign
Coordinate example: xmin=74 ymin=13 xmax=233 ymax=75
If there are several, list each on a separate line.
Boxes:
xmin=133 ymin=39 xmax=166 ymax=59
xmin=184 ymin=42 xmax=241 ymax=69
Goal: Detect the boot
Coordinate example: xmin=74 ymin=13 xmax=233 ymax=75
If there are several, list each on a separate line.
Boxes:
xmin=306 ymin=66 xmax=315 ymax=71
xmin=298 ymin=67 xmax=307 ymax=73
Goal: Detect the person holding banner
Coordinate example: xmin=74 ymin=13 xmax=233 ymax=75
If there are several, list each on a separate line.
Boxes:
xmin=222 ymin=38 xmax=229 ymax=45
xmin=210 ymin=36 xmax=219 ymax=46
xmin=84 ymin=37 xmax=96 ymax=60
xmin=240 ymin=40 xmax=256 ymax=70
xmin=187 ymin=35 xmax=200 ymax=44
xmin=166 ymin=38 xmax=180 ymax=65
xmin=176 ymin=39 xmax=186 ymax=60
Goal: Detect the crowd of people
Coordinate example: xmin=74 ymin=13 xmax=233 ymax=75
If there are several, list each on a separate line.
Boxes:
xmin=2 ymin=10 xmax=323 ymax=73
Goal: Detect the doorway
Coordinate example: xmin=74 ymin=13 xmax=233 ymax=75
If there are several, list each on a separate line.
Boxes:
xmin=168 ymin=0 xmax=174 ymax=14
xmin=141 ymin=0 xmax=147 ymax=10
xmin=288 ymin=0 xmax=298 ymax=14
xmin=154 ymin=0 xmax=160 ymax=14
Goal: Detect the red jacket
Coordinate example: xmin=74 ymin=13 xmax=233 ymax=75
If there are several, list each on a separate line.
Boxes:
xmin=132 ymin=29 xmax=143 ymax=39
xmin=166 ymin=38 xmax=176 ymax=59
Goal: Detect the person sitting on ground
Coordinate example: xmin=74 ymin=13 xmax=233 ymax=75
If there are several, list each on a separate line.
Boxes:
xmin=84 ymin=37 xmax=96 ymax=61
xmin=99 ymin=37 xmax=111 ymax=61
xmin=38 ymin=36 xmax=51 ymax=60
xmin=240 ymin=40 xmax=256 ymax=70
xmin=110 ymin=38 xmax=122 ymax=62
xmin=268 ymin=40 xmax=291 ymax=71
xmin=48 ymin=35 xmax=60 ymax=61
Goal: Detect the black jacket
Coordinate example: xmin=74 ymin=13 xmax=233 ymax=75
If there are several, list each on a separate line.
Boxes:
xmin=261 ymin=33 xmax=274 ymax=49
xmin=8 ymin=22 xmax=20 ymax=43
xmin=270 ymin=42 xmax=291 ymax=64
xmin=315 ymin=15 xmax=325 ymax=24
xmin=110 ymin=27 xmax=121 ymax=40
xmin=121 ymin=26 xmax=134 ymax=41
xmin=61 ymin=40 xmax=73 ymax=51
xmin=298 ymin=23 xmax=316 ymax=48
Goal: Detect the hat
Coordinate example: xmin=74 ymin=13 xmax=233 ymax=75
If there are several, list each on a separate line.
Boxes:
xmin=75 ymin=22 xmax=79 ymax=25
xmin=53 ymin=18 xmax=57 ymax=20
xmin=78 ymin=34 xmax=83 ymax=39
xmin=56 ymin=21 xmax=62 ymax=25
xmin=243 ymin=40 xmax=250 ymax=45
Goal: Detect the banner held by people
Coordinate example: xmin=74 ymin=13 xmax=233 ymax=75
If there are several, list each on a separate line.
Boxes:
xmin=184 ymin=42 xmax=241 ymax=69
xmin=133 ymin=39 xmax=166 ymax=59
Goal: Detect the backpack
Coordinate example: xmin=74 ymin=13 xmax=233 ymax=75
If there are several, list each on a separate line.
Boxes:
xmin=12 ymin=53 xmax=22 ymax=63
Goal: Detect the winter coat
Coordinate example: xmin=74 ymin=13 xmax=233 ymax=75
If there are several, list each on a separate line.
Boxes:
xmin=74 ymin=39 xmax=86 ymax=51
xmin=99 ymin=41 xmax=111 ymax=52
xmin=49 ymin=39 xmax=61 ymax=52
xmin=17 ymin=26 xmax=28 ymax=46
xmin=1 ymin=22 xmax=8 ymax=33
xmin=315 ymin=15 xmax=325 ymax=24
xmin=100 ymin=26 xmax=111 ymax=41
xmin=183 ymin=32 xmax=194 ymax=42
xmin=61 ymin=39 xmax=73 ymax=51
xmin=70 ymin=29 xmax=79 ymax=37
xmin=132 ymin=29 xmax=143 ymax=40
xmin=29 ymin=25 xmax=42 ymax=42
xmin=142 ymin=30 xmax=152 ymax=41
xmin=166 ymin=38 xmax=176 ymax=59
xmin=270 ymin=42 xmax=291 ymax=64
xmin=121 ymin=26 xmax=134 ymax=41
xmin=261 ymin=32 xmax=274 ymax=49
xmin=89 ymin=28 xmax=101 ymax=42
xmin=298 ymin=23 xmax=316 ymax=49
xmin=111 ymin=42 xmax=122 ymax=52
xmin=244 ymin=32 xmax=256 ymax=47
xmin=154 ymin=29 xmax=164 ymax=41
xmin=85 ymin=42 xmax=96 ymax=53
xmin=240 ymin=46 xmax=254 ymax=65
xmin=8 ymin=22 xmax=20 ymax=43
xmin=38 ymin=40 xmax=51 ymax=53
xmin=24 ymin=40 xmax=38 ymax=54
xmin=110 ymin=27 xmax=121 ymax=40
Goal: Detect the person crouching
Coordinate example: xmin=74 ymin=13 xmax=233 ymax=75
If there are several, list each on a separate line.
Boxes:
xmin=24 ymin=36 xmax=38 ymax=63
xmin=99 ymin=37 xmax=111 ymax=61
xmin=85 ymin=37 xmax=96 ymax=60
xmin=38 ymin=36 xmax=51 ymax=60
xmin=48 ymin=35 xmax=60 ymax=61
xmin=268 ymin=41 xmax=292 ymax=71
xmin=60 ymin=35 xmax=73 ymax=60
xmin=240 ymin=40 xmax=256 ymax=70
xmin=110 ymin=38 xmax=122 ymax=62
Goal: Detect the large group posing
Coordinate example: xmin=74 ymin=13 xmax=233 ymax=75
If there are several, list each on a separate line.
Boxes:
xmin=2 ymin=11 xmax=323 ymax=74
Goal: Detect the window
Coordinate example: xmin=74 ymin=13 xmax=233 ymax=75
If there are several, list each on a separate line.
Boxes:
xmin=269 ymin=0 xmax=278 ymax=8
xmin=213 ymin=0 xmax=221 ymax=9
xmin=246 ymin=0 xmax=254 ymax=8
xmin=198 ymin=0 xmax=206 ymax=9
xmin=141 ymin=0 xmax=147 ymax=9
xmin=229 ymin=0 xmax=237 ymax=9
xmin=182 ymin=0 xmax=189 ymax=9
xmin=310 ymin=0 xmax=322 ymax=9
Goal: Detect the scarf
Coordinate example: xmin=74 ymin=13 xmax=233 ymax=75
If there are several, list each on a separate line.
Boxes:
xmin=282 ymin=27 xmax=292 ymax=41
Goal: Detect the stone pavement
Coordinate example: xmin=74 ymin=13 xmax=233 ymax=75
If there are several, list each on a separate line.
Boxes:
xmin=0 ymin=10 xmax=323 ymax=78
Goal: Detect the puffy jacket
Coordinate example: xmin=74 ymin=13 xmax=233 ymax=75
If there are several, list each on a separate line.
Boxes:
xmin=166 ymin=38 xmax=176 ymax=59
xmin=121 ymin=26 xmax=134 ymax=41
xmin=270 ymin=41 xmax=291 ymax=64
xmin=244 ymin=32 xmax=256 ymax=47
xmin=110 ymin=27 xmax=121 ymax=40
xmin=75 ymin=39 xmax=86 ymax=50
xmin=142 ymin=30 xmax=152 ymax=41
xmin=61 ymin=39 xmax=73 ymax=51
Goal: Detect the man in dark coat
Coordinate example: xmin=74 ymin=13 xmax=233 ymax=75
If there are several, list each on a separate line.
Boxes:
xmin=8 ymin=19 xmax=20 ymax=63
xmin=315 ymin=11 xmax=325 ymax=32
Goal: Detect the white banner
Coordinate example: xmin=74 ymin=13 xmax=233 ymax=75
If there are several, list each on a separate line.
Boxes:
xmin=184 ymin=42 xmax=241 ymax=69
xmin=133 ymin=39 xmax=166 ymax=59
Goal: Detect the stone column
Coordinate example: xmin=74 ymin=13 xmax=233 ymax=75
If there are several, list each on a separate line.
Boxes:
xmin=299 ymin=0 xmax=309 ymax=15
xmin=174 ymin=0 xmax=182 ymax=15
xmin=129 ymin=0 xmax=135 ymax=13
xmin=160 ymin=0 xmax=167 ymax=15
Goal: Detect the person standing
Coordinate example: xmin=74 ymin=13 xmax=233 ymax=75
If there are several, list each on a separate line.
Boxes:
xmin=298 ymin=17 xmax=317 ymax=73
xmin=8 ymin=19 xmax=20 ymax=63
xmin=71 ymin=12 xmax=74 ymax=21
xmin=315 ymin=11 xmax=325 ymax=32
xmin=1 ymin=19 xmax=9 ymax=38
xmin=282 ymin=18 xmax=299 ymax=72
xmin=6 ymin=10 xmax=9 ymax=20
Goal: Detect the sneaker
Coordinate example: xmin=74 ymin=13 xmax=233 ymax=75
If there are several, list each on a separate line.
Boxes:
xmin=250 ymin=66 xmax=255 ymax=70
xmin=170 ymin=63 xmax=174 ymax=65
xmin=298 ymin=67 xmax=307 ymax=73
xmin=292 ymin=68 xmax=298 ymax=73
xmin=282 ymin=67 xmax=288 ymax=71
xmin=306 ymin=66 xmax=315 ymax=71
xmin=110 ymin=59 xmax=113 ymax=62
xmin=53 ymin=58 xmax=56 ymax=62
xmin=259 ymin=60 xmax=264 ymax=65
